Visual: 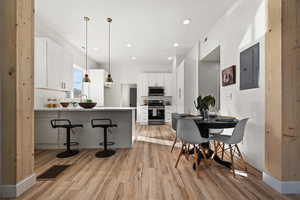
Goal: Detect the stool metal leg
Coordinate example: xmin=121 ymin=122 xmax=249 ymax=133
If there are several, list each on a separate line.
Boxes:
xmin=56 ymin=127 xmax=79 ymax=158
xmin=95 ymin=127 xmax=116 ymax=158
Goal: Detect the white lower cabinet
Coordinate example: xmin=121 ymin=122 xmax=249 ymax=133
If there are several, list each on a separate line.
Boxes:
xmin=165 ymin=106 xmax=173 ymax=123
xmin=138 ymin=106 xmax=148 ymax=125
xmin=35 ymin=112 xmax=59 ymax=149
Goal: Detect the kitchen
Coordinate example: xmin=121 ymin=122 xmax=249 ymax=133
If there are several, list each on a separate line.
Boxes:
xmin=3 ymin=0 xmax=300 ymax=199
xmin=33 ymin=16 xmax=175 ymax=154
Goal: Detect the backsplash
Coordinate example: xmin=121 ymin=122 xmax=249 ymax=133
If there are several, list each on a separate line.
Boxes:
xmin=34 ymin=89 xmax=68 ymax=109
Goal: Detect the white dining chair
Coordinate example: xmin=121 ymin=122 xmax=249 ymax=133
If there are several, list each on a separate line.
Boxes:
xmin=209 ymin=118 xmax=249 ymax=177
xmin=175 ymin=118 xmax=210 ymax=177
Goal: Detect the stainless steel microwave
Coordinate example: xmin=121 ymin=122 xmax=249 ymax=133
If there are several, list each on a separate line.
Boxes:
xmin=148 ymin=87 xmax=164 ymax=96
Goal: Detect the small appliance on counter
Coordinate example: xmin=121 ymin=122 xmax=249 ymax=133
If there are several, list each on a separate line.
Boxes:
xmin=46 ymin=98 xmax=59 ymax=108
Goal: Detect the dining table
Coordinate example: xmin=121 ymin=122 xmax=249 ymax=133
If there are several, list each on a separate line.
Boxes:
xmin=173 ymin=114 xmax=239 ymax=169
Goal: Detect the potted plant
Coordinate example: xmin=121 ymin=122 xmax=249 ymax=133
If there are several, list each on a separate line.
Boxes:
xmin=194 ymin=95 xmax=216 ymax=119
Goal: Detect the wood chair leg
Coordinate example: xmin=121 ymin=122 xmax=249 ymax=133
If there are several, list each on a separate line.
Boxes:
xmin=184 ymin=144 xmax=191 ymax=161
xmin=221 ymin=143 xmax=225 ymax=160
xmin=229 ymin=144 xmax=235 ymax=178
xmin=210 ymin=142 xmax=220 ymax=160
xmin=170 ymin=136 xmax=177 ymax=153
xmin=199 ymin=147 xmax=208 ymax=166
xmin=235 ymin=144 xmax=247 ymax=171
xmin=175 ymin=143 xmax=185 ymax=168
xmin=194 ymin=147 xmax=200 ymax=178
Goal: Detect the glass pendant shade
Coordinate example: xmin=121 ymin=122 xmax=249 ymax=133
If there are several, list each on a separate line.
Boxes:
xmin=83 ymin=16 xmax=91 ymax=84
xmin=82 ymin=74 xmax=91 ymax=83
xmin=104 ymin=18 xmax=114 ymax=88
xmin=106 ymin=74 xmax=113 ymax=83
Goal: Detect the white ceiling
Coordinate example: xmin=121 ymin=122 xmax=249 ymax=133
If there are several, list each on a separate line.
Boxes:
xmin=35 ymin=0 xmax=235 ymax=66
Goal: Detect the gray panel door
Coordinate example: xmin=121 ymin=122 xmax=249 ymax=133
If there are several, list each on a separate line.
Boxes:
xmin=240 ymin=43 xmax=260 ymax=90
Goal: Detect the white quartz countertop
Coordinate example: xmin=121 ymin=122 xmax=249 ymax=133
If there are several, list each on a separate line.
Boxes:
xmin=35 ymin=107 xmax=136 ymax=112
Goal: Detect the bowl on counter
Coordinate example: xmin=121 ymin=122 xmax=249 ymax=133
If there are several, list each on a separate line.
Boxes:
xmin=60 ymin=102 xmax=70 ymax=108
xmin=79 ymin=102 xmax=97 ymax=109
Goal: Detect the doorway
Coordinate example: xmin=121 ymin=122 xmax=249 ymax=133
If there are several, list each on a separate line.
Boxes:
xmin=199 ymin=46 xmax=221 ymax=110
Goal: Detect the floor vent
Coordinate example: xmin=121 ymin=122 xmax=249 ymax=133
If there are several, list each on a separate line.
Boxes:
xmin=37 ymin=165 xmax=70 ymax=180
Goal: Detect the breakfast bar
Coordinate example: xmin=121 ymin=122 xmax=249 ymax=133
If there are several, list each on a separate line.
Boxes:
xmin=34 ymin=107 xmax=136 ymax=150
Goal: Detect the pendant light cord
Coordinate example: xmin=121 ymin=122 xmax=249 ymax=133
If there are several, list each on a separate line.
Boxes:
xmin=108 ymin=21 xmax=111 ymax=74
xmin=85 ymin=18 xmax=88 ymax=74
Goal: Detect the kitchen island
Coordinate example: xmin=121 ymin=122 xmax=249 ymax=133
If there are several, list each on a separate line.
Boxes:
xmin=34 ymin=107 xmax=136 ymax=149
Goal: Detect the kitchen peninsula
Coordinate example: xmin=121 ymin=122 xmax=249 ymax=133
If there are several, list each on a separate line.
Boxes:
xmin=34 ymin=107 xmax=136 ymax=149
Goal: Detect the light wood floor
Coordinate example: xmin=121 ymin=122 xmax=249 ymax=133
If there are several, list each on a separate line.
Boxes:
xmin=14 ymin=125 xmax=299 ymax=200
xmin=137 ymin=124 xmax=176 ymax=141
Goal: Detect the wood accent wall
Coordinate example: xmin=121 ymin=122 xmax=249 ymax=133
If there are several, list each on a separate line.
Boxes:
xmin=266 ymin=0 xmax=300 ymax=181
xmin=0 ymin=0 xmax=34 ymax=184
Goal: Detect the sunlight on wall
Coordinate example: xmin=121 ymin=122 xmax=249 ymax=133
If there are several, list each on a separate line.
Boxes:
xmin=239 ymin=1 xmax=266 ymax=49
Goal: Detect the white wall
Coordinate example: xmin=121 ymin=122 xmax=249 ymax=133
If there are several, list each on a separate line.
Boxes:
xmin=103 ymin=64 xmax=172 ymax=106
xmin=200 ymin=0 xmax=267 ymax=170
xmin=183 ymin=43 xmax=200 ymax=114
xmin=176 ymin=61 xmax=185 ymax=113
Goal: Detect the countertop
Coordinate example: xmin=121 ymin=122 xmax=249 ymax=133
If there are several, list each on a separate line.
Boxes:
xmin=35 ymin=107 xmax=136 ymax=112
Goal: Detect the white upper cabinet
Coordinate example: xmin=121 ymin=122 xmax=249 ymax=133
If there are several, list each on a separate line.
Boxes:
xmin=35 ymin=37 xmax=73 ymax=92
xmin=164 ymin=73 xmax=172 ymax=96
xmin=62 ymin=52 xmax=73 ymax=91
xmin=34 ymin=38 xmax=47 ymax=88
xmin=47 ymin=39 xmax=63 ymax=90
xmin=148 ymin=73 xmax=164 ymax=87
xmin=139 ymin=74 xmax=149 ymax=96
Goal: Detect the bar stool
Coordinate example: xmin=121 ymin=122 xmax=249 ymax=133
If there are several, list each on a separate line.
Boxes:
xmin=91 ymin=119 xmax=117 ymax=158
xmin=50 ymin=119 xmax=83 ymax=158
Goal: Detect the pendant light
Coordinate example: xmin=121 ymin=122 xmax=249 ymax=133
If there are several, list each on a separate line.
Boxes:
xmin=105 ymin=18 xmax=114 ymax=87
xmin=83 ymin=16 xmax=91 ymax=83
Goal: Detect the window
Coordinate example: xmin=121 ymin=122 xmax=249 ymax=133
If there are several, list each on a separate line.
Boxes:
xmin=73 ymin=65 xmax=83 ymax=98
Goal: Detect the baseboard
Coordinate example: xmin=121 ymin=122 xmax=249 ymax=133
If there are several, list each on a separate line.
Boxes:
xmin=0 ymin=173 xmax=36 ymax=198
xmin=263 ymin=172 xmax=300 ymax=194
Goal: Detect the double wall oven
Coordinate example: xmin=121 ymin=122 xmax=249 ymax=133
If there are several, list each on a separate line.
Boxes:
xmin=148 ymin=100 xmax=165 ymax=125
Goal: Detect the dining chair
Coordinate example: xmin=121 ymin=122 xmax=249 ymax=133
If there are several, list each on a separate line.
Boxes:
xmin=170 ymin=113 xmax=186 ymax=153
xmin=209 ymin=118 xmax=249 ymax=177
xmin=175 ymin=118 xmax=210 ymax=177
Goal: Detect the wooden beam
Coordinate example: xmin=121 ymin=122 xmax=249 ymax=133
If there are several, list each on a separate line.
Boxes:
xmin=0 ymin=0 xmax=34 ymax=185
xmin=266 ymin=0 xmax=300 ymax=182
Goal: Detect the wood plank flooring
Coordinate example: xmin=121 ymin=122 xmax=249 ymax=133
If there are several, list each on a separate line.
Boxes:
xmin=13 ymin=125 xmax=299 ymax=200
xmin=136 ymin=124 xmax=176 ymax=141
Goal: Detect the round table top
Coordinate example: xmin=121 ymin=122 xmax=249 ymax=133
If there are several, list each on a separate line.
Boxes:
xmin=184 ymin=116 xmax=239 ymax=129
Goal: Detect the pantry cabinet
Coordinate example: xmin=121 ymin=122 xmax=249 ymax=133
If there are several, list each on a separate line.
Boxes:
xmin=35 ymin=37 xmax=73 ymax=92
xmin=164 ymin=73 xmax=172 ymax=96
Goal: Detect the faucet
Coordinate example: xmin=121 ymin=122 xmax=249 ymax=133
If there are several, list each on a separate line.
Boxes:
xmin=80 ymin=94 xmax=88 ymax=102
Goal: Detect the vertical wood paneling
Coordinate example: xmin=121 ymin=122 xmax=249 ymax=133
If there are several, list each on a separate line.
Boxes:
xmin=0 ymin=0 xmax=34 ymax=184
xmin=266 ymin=0 xmax=300 ymax=181
xmin=265 ymin=0 xmax=283 ymax=180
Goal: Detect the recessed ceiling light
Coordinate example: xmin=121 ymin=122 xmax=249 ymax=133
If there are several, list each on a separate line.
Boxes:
xmin=183 ymin=19 xmax=191 ymax=25
xmin=131 ymin=56 xmax=137 ymax=60
xmin=127 ymin=44 xmax=132 ymax=47
xmin=93 ymin=48 xmax=99 ymax=51
xmin=173 ymin=43 xmax=179 ymax=47
xmin=168 ymin=57 xmax=173 ymax=60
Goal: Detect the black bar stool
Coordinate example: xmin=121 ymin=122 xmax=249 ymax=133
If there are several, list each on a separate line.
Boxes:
xmin=50 ymin=119 xmax=83 ymax=158
xmin=91 ymin=119 xmax=117 ymax=158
